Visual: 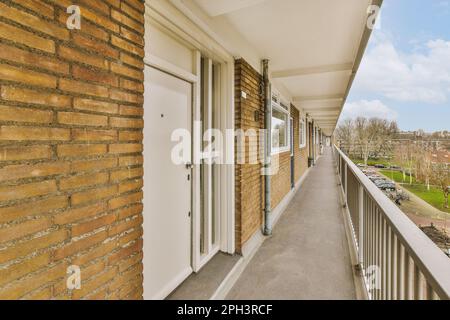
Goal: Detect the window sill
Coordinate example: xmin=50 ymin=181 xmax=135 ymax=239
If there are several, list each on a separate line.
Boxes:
xmin=271 ymin=147 xmax=290 ymax=155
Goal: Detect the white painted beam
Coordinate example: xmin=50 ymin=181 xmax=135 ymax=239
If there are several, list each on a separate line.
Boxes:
xmin=271 ymin=62 xmax=353 ymax=78
xmin=293 ymin=95 xmax=344 ymax=103
xmin=193 ymin=0 xmax=268 ymax=17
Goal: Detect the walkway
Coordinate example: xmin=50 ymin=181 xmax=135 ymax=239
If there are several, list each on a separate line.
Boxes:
xmin=227 ymin=147 xmax=357 ymax=299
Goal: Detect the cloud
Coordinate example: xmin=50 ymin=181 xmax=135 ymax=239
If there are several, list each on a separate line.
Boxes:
xmin=352 ymin=36 xmax=450 ymax=104
xmin=340 ymin=100 xmax=398 ymax=121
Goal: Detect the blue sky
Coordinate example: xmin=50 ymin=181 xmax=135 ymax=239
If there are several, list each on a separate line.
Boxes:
xmin=341 ymin=0 xmax=450 ymax=132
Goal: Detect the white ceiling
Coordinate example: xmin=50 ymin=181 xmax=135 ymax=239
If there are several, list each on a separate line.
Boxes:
xmin=187 ymin=0 xmax=374 ymax=135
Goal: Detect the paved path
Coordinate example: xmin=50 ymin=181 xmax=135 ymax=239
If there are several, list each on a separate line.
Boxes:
xmin=227 ymin=147 xmax=357 ymax=299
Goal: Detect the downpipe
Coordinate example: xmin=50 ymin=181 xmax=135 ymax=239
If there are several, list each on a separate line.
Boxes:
xmin=262 ymin=59 xmax=272 ymax=236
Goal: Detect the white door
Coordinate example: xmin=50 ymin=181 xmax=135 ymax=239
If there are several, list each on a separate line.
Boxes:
xmin=143 ymin=66 xmax=192 ymax=300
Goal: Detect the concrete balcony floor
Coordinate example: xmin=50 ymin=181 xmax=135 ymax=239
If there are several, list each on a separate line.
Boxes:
xmin=227 ymin=148 xmax=358 ymax=299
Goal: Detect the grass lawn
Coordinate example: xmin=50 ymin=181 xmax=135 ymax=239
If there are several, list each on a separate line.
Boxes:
xmin=379 ymin=170 xmax=449 ymax=214
xmin=351 ymin=158 xmax=397 ymax=167
xmin=379 ymin=169 xmax=416 ymax=184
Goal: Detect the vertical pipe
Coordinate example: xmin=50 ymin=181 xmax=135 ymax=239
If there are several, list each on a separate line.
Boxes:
xmin=312 ymin=121 xmax=315 ymax=164
xmin=262 ymin=59 xmax=272 ymax=236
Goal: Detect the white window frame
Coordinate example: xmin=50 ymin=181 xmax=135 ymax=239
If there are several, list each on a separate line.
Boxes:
xmin=271 ymin=92 xmax=290 ymax=155
xmin=299 ymin=117 xmax=306 ymax=149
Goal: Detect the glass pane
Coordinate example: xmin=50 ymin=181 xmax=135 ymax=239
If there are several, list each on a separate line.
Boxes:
xmin=300 ymin=121 xmax=304 ymax=146
xmin=272 ymin=108 xmax=287 ymax=148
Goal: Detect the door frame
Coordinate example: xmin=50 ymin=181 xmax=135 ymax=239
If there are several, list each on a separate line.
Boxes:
xmin=289 ymin=117 xmax=294 ymax=189
xmin=144 ymin=3 xmax=236 ymax=274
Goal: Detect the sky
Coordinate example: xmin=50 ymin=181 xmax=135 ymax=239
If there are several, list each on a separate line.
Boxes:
xmin=340 ymin=0 xmax=450 ymax=132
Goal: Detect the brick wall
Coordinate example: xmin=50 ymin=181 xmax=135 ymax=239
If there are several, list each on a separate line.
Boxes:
xmin=234 ymin=58 xmax=313 ymax=252
xmin=270 ymin=151 xmax=291 ymax=209
xmin=234 ymin=58 xmax=264 ymax=252
xmin=0 ymin=0 xmax=145 ymax=299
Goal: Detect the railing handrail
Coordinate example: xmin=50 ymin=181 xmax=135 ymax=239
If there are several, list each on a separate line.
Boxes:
xmin=334 ymin=145 xmax=450 ymax=299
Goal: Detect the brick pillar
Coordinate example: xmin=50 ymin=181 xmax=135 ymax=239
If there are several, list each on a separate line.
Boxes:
xmin=234 ymin=58 xmax=264 ymax=252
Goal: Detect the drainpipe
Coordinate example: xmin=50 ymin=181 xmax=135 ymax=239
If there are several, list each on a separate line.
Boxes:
xmin=312 ymin=120 xmax=315 ymax=165
xmin=262 ymin=59 xmax=272 ymax=236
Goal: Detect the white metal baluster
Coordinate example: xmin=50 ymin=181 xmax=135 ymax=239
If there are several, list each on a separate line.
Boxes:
xmin=391 ymin=232 xmax=397 ymax=300
xmin=405 ymin=253 xmax=413 ymax=300
xmin=414 ymin=266 xmax=424 ymax=300
xmin=397 ymin=243 xmax=405 ymax=299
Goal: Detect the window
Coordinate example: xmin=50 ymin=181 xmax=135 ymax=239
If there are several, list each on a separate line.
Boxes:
xmin=299 ymin=118 xmax=306 ymax=148
xmin=271 ymin=93 xmax=290 ymax=154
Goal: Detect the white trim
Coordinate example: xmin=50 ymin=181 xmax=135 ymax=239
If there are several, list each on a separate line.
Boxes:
xmin=144 ymin=2 xmax=236 ymax=293
xmin=192 ymin=50 xmax=202 ymax=272
xmin=299 ymin=117 xmax=307 ymax=149
xmin=144 ymin=55 xmax=198 ymax=83
xmin=271 ymin=91 xmax=291 ymax=155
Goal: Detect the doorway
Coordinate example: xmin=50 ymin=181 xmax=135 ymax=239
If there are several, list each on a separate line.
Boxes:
xmin=143 ymin=66 xmax=193 ymax=299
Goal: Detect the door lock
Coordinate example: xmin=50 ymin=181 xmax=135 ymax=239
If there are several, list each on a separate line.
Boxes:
xmin=185 ymin=162 xmax=194 ymax=169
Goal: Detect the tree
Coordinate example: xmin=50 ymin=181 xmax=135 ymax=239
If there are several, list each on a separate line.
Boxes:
xmin=354 ymin=117 xmax=397 ymax=166
xmin=336 ymin=117 xmax=398 ymax=163
xmin=414 ymin=143 xmax=433 ymax=190
xmin=430 ymin=161 xmax=450 ymax=209
xmin=335 ymin=119 xmax=354 ymax=155
xmin=394 ymin=141 xmax=417 ymax=184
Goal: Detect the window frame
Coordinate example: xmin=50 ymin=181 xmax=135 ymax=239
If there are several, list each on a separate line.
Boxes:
xmin=271 ymin=92 xmax=291 ymax=155
xmin=299 ymin=117 xmax=306 ymax=149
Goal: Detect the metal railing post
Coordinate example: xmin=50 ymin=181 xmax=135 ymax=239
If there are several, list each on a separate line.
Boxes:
xmin=344 ymin=163 xmax=348 ymax=198
xmin=358 ymin=184 xmax=364 ymax=265
xmin=334 ymin=145 xmax=450 ymax=300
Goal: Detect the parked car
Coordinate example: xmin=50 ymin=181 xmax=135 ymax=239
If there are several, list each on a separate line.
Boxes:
xmin=372 ymin=178 xmax=386 ymax=185
xmin=362 ymin=169 xmax=376 ymax=175
xmin=378 ymin=182 xmax=396 ymax=191
xmin=374 ymin=164 xmax=386 ymax=168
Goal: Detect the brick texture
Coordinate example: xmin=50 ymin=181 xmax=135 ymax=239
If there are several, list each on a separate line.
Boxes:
xmin=234 ymin=59 xmax=265 ymax=252
xmin=0 ymin=0 xmax=144 ymax=300
xmin=234 ymin=59 xmax=310 ymax=252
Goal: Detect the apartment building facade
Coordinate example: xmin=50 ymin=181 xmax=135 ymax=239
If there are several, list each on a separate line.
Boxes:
xmin=0 ymin=0 xmax=378 ymax=299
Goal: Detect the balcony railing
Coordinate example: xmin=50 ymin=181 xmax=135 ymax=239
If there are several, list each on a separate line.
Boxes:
xmin=333 ymin=146 xmax=450 ymax=300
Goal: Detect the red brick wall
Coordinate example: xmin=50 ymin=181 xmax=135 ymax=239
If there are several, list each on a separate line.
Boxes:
xmin=234 ymin=59 xmax=264 ymax=252
xmin=0 ymin=0 xmax=144 ymax=299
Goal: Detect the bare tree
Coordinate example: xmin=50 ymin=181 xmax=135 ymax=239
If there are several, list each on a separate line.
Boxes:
xmin=335 ymin=118 xmax=354 ymax=154
xmin=394 ymin=142 xmax=416 ymax=184
xmin=430 ymin=162 xmax=450 ymax=209
xmin=415 ymin=143 xmax=433 ymax=190
xmin=336 ymin=117 xmax=398 ymax=164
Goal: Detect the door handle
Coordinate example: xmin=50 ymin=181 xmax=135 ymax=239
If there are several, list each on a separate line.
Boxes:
xmin=185 ymin=162 xmax=194 ymax=169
